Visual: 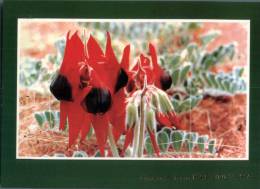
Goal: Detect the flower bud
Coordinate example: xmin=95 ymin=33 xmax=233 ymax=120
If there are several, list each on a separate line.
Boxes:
xmin=145 ymin=109 xmax=156 ymax=132
xmin=126 ymin=103 xmax=138 ymax=128
xmin=157 ymin=90 xmax=174 ymax=113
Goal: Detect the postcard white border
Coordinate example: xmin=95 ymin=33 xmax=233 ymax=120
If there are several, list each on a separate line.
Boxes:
xmin=16 ymin=18 xmax=250 ymax=160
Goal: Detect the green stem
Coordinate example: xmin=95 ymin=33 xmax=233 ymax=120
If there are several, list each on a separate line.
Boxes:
xmin=137 ymin=94 xmax=146 ymax=157
xmin=132 ymin=123 xmax=139 ymax=157
xmin=108 ymin=124 xmax=119 ymax=157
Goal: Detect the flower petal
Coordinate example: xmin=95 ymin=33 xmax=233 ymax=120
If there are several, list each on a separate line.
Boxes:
xmin=87 ymin=34 xmax=105 ymax=64
xmin=122 ymin=127 xmax=134 ymax=153
xmin=59 ymin=101 xmax=69 ymax=130
xmin=147 ymin=129 xmax=160 ymax=156
xmin=80 ymin=114 xmax=92 ymax=141
xmin=60 ymin=31 xmax=85 ymax=75
xmin=90 ymin=114 xmax=109 ymax=157
xmin=109 ymin=89 xmax=127 ymax=142
xmin=67 ymin=101 xmax=86 ymax=146
xmin=120 ymin=44 xmax=130 ymax=71
xmin=156 ymin=112 xmax=173 ymax=128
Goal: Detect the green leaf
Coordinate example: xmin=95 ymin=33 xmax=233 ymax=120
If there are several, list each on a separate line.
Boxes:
xmin=185 ymin=132 xmax=198 ymax=152
xmin=87 ymin=127 xmax=93 ymax=139
xmin=157 ymin=130 xmax=170 ymax=153
xmin=179 ymin=98 xmax=192 ymax=112
xmin=44 ymin=111 xmax=55 ymax=128
xmin=197 ymin=135 xmax=209 ymax=153
xmin=190 ymin=95 xmax=202 ymax=109
xmin=72 ymin=151 xmax=88 ymax=157
xmin=95 ymin=151 xmax=102 ymax=157
xmin=145 ymin=136 xmax=154 ymax=156
xmin=200 ymin=32 xmax=219 ymax=46
xmin=208 ymin=139 xmax=217 ymax=154
xmin=223 ymin=80 xmax=231 ymax=92
xmin=209 ymin=74 xmax=219 ymax=88
xmin=171 ymin=130 xmax=185 ymax=152
xmin=172 ymin=99 xmax=180 ymax=113
xmin=172 ymin=69 xmax=180 ymax=86
xmin=180 ymin=65 xmax=191 ymax=83
xmin=203 ymin=55 xmax=214 ymax=70
xmin=216 ymin=76 xmax=225 ymax=90
xmin=234 ymin=68 xmax=244 ymax=78
xmin=170 ymin=54 xmax=181 ymax=70
xmin=54 ymin=153 xmax=66 ymax=157
xmin=34 ymin=113 xmax=45 ymax=127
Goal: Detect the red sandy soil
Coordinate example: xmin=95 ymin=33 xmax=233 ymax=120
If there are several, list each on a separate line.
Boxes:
xmin=18 ymin=90 xmax=246 ymax=158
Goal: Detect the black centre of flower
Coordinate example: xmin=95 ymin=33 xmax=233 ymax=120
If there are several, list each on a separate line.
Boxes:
xmin=114 ymin=68 xmax=128 ymax=93
xmin=84 ymin=87 xmax=112 ymax=114
xmin=50 ymin=74 xmax=73 ymax=101
xmin=126 ymin=79 xmax=135 ymax=93
xmin=160 ymin=71 xmax=172 ymax=91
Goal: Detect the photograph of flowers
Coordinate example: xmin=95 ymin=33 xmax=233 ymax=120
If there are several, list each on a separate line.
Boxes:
xmin=17 ymin=19 xmax=249 ymax=159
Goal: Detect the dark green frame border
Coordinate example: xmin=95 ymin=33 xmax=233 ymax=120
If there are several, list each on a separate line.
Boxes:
xmin=2 ymin=1 xmax=260 ymax=188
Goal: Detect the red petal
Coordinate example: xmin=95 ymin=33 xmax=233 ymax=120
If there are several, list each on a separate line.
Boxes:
xmin=140 ymin=54 xmax=151 ymax=68
xmin=80 ymin=114 xmax=92 ymax=141
xmin=156 ymin=112 xmax=172 ymax=128
xmin=67 ymin=101 xmax=86 ymax=146
xmin=109 ymin=89 xmax=127 ymax=142
xmin=148 ymin=129 xmax=160 ymax=156
xmin=59 ymin=101 xmax=69 ymax=130
xmin=149 ymin=43 xmax=161 ymax=74
xmin=87 ymin=34 xmax=105 ymax=65
xmin=91 ymin=114 xmax=109 ymax=157
xmin=122 ymin=127 xmax=134 ymax=153
xmin=60 ymin=31 xmax=85 ymax=75
xmin=168 ymin=111 xmax=180 ymax=127
xmin=103 ymin=32 xmax=121 ymax=91
xmin=149 ymin=43 xmax=164 ymax=88
xmin=105 ymin=32 xmax=118 ymax=66
xmin=120 ymin=44 xmax=130 ymax=71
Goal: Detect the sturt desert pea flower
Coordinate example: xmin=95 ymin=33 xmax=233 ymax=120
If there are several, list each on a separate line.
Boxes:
xmin=85 ymin=32 xmax=131 ymax=143
xmin=129 ymin=43 xmax=172 ymax=93
xmin=50 ymin=31 xmax=90 ymax=147
xmin=50 ymin=31 xmax=130 ymax=156
xmin=122 ymin=44 xmax=180 ymax=156
xmin=122 ymin=86 xmax=178 ymax=156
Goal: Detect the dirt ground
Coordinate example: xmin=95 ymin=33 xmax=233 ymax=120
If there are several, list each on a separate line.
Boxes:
xmin=18 ymin=91 xmax=247 ymax=158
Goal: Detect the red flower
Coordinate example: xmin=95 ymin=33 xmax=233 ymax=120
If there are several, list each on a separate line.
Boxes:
xmin=50 ymin=31 xmax=130 ymax=156
xmin=122 ymin=44 xmax=180 ymax=156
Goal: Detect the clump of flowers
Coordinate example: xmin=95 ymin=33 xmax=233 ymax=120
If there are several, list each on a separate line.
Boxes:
xmin=50 ymin=31 xmax=180 ymax=157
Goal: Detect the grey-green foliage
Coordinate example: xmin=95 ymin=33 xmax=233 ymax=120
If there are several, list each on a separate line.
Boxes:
xmin=171 ymin=130 xmax=185 ymax=152
xmin=157 ymin=129 xmax=170 ymax=152
xmin=79 ymin=22 xmax=201 ymax=56
xmin=200 ymin=31 xmax=219 ymax=47
xmin=208 ymin=139 xmax=217 ymax=154
xmin=19 ymin=59 xmax=42 ymax=87
xmin=145 ymin=136 xmax=154 ymax=156
xmin=197 ymin=135 xmax=209 ymax=153
xmin=72 ymin=151 xmax=88 ymax=157
xmin=172 ymin=95 xmax=203 ymax=114
xmin=161 ymin=32 xmax=246 ymax=113
xmin=35 ymin=111 xmax=61 ymax=130
xmin=185 ymin=132 xmax=198 ymax=152
xmin=144 ymin=129 xmax=217 ymax=156
xmin=19 ymin=39 xmax=65 ymax=88
xmin=54 ymin=153 xmax=66 ymax=157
